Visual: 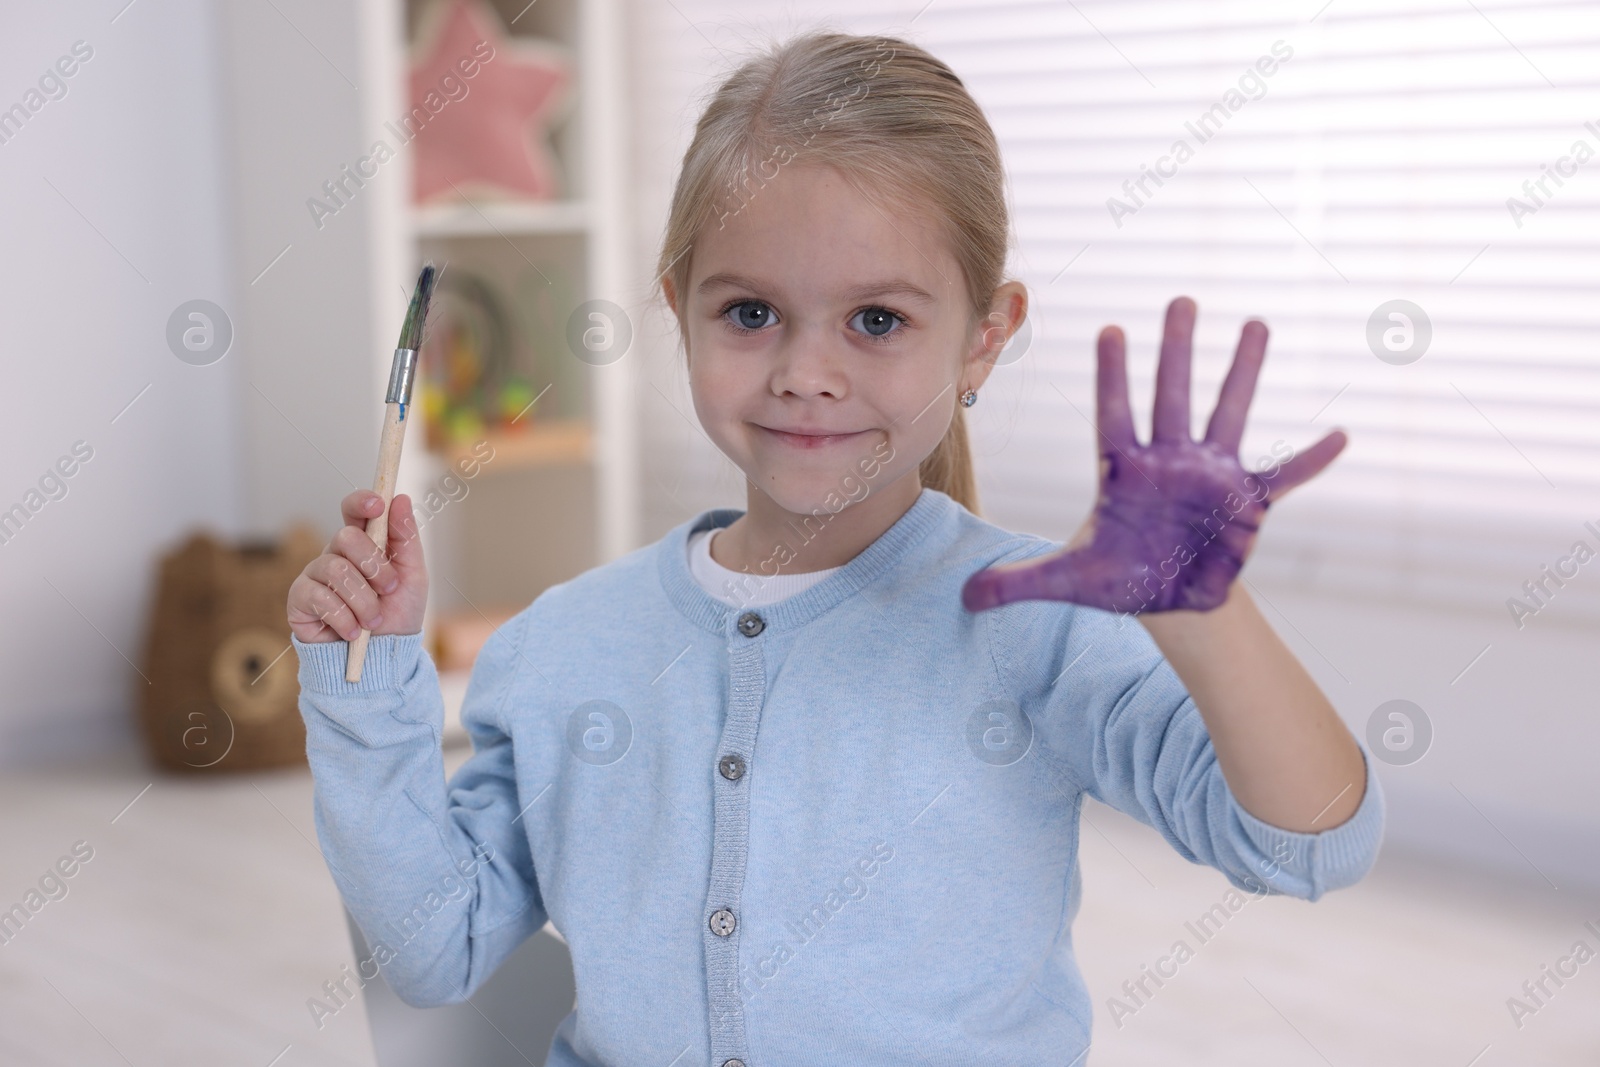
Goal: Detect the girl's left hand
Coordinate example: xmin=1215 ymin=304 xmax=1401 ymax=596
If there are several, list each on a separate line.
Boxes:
xmin=962 ymin=296 xmax=1346 ymax=614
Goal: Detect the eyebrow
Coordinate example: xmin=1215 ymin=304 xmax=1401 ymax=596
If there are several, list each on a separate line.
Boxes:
xmin=695 ymin=272 xmax=938 ymax=305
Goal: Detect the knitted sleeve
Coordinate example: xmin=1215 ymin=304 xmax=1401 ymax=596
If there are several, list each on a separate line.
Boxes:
xmin=292 ymin=611 xmax=548 ymax=1006
xmin=983 ymin=552 xmax=1385 ymax=902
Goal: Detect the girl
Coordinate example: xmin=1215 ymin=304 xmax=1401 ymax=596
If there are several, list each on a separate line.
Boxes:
xmin=287 ymin=30 xmax=1382 ymax=1065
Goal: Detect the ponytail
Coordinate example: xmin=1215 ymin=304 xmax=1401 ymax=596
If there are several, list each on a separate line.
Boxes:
xmin=920 ymin=407 xmax=980 ymax=515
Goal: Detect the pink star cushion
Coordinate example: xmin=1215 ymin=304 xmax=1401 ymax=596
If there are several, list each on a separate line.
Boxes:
xmin=408 ymin=0 xmax=572 ymax=204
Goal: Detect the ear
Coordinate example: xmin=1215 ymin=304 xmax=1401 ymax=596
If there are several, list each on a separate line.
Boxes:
xmin=963 ymin=280 xmax=1029 ymax=393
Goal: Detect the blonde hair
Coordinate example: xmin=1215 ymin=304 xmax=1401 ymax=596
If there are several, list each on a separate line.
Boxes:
xmin=655 ymin=30 xmax=1012 ymax=516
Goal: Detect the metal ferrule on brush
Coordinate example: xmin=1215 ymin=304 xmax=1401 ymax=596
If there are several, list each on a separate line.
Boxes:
xmin=385 ymin=348 xmax=418 ymax=405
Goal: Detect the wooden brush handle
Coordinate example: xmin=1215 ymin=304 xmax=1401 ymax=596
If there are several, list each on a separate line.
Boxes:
xmin=346 ymin=401 xmax=407 ymax=683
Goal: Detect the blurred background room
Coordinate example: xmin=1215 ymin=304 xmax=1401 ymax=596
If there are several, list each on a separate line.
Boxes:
xmin=0 ymin=0 xmax=1596 ymax=1063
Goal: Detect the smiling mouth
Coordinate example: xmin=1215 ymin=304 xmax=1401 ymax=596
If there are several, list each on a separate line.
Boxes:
xmin=757 ymin=425 xmax=872 ymax=449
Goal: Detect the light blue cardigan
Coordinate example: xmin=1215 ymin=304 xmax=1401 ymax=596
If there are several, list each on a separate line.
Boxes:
xmin=293 ymin=486 xmax=1384 ymax=1065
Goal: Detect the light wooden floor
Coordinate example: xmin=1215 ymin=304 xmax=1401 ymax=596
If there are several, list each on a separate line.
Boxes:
xmin=1072 ymin=798 xmax=1600 ymax=1065
xmin=0 ymin=752 xmax=380 ymax=1067
xmin=2 ymin=746 xmax=1595 ymax=1065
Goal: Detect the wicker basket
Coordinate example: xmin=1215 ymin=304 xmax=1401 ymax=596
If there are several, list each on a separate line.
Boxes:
xmin=138 ymin=524 xmax=323 ymax=772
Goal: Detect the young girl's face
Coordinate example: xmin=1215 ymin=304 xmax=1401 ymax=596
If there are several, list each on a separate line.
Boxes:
xmin=670 ymin=162 xmax=1003 ymax=517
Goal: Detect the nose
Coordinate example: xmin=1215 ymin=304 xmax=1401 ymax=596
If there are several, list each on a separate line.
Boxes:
xmin=769 ymin=328 xmax=848 ymax=400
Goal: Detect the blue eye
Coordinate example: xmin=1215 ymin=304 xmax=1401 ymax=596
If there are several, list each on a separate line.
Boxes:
xmin=719 ymin=301 xmax=905 ymax=340
xmin=851 ymin=307 xmax=904 ymax=339
xmin=723 ymin=300 xmax=775 ymax=332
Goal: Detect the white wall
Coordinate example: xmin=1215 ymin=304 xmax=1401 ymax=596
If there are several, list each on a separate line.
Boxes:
xmin=0 ymin=0 xmax=404 ymax=765
xmin=0 ymin=2 xmax=242 ymax=761
xmin=216 ymin=0 xmax=408 ymax=538
xmin=622 ymin=0 xmax=1600 ymax=891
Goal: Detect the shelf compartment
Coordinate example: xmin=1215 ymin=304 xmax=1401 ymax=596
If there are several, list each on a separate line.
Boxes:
xmin=434 ymin=418 xmax=592 ymax=472
xmin=414 ymin=198 xmax=588 ymax=238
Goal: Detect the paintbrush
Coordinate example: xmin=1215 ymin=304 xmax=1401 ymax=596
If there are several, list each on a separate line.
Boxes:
xmin=346 ymin=262 xmax=436 ymax=683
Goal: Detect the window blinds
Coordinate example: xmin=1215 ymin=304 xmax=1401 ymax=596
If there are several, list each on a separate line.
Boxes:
xmin=649 ymin=0 xmax=1600 ymax=623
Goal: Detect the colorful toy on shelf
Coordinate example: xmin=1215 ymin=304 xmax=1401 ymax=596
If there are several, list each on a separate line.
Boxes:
xmin=408 ymin=0 xmax=574 ymax=205
xmin=497 ymin=377 xmax=536 ymax=430
xmin=419 ymin=268 xmax=547 ymax=450
xmin=516 ymin=262 xmax=583 ymax=422
xmin=445 ymin=406 xmax=486 ymax=444
xmin=419 ymin=384 xmax=449 ymax=437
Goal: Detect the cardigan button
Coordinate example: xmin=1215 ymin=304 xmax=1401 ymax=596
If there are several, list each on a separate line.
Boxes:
xmin=736 ymin=611 xmax=765 ymax=637
xmin=718 ymin=754 xmax=746 ymax=781
xmin=722 ymin=1061 xmax=746 ymax=1067
xmin=709 ymin=908 xmax=737 ymax=937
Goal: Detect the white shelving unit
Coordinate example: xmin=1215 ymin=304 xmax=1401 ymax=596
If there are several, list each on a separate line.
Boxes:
xmin=387 ymin=0 xmax=637 ymax=719
xmin=412 ymin=198 xmax=590 ymax=237
xmin=218 ymin=0 xmax=634 ymax=745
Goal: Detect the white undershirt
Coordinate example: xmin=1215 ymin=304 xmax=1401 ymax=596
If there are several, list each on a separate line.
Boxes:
xmin=686 ymin=526 xmax=841 ymax=608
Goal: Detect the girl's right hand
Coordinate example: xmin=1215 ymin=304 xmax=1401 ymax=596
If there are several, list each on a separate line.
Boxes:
xmin=287 ymin=490 xmax=429 ymax=643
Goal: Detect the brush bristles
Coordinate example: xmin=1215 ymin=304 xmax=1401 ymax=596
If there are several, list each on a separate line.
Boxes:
xmin=398 ymin=263 xmax=436 ymax=351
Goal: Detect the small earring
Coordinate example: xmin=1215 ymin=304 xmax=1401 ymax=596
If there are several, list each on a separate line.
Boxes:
xmin=959 ymin=388 xmax=978 ymax=408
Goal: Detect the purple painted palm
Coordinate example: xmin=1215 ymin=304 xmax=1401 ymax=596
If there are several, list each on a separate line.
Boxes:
xmin=962 ymin=297 xmax=1347 ymax=615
